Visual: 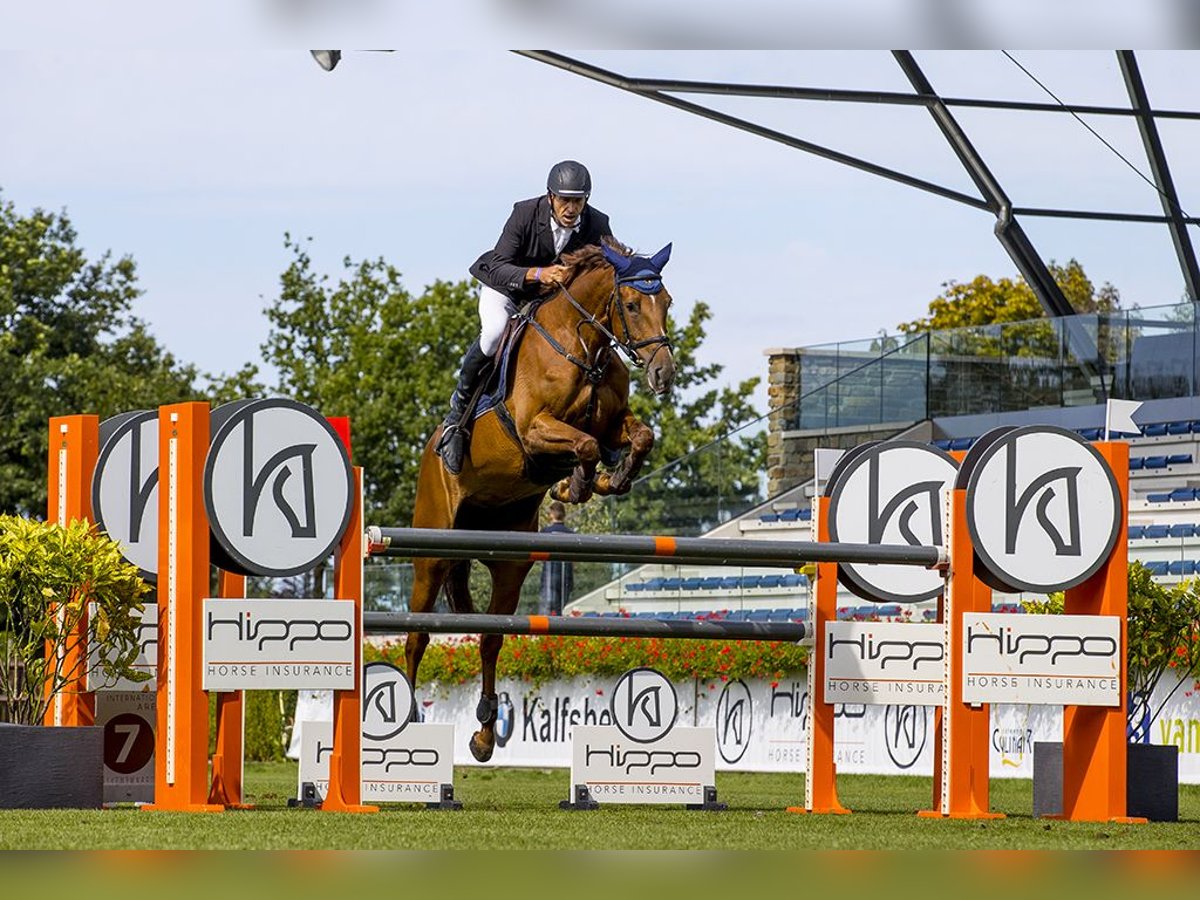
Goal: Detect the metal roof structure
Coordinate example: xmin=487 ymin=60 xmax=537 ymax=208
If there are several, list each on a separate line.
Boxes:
xmin=518 ymin=50 xmax=1200 ymax=317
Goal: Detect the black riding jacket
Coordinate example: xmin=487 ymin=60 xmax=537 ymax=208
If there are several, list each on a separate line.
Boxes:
xmin=470 ymin=196 xmax=613 ymax=305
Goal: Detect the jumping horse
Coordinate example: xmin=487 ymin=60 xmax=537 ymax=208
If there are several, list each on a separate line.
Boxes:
xmin=407 ymin=238 xmax=676 ymax=761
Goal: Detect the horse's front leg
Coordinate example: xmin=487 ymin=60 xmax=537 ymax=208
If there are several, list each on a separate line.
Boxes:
xmin=524 ymin=412 xmax=601 ymax=504
xmin=592 ymin=412 xmax=654 ymax=496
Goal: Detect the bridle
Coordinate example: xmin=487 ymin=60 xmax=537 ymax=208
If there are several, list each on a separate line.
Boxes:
xmin=524 ymin=273 xmax=673 ymax=387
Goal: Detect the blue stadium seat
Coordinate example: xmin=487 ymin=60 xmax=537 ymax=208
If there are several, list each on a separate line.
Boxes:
xmin=1127 ymin=525 xmax=1145 ymax=540
xmin=720 ymin=576 xmax=742 ymax=590
xmin=1170 ymin=488 xmax=1197 ymax=502
xmin=759 ymin=574 xmax=783 ymax=589
xmin=634 ymin=611 xmax=656 ymax=618
xmin=1079 ymin=427 xmax=1103 ymax=441
xmin=875 ymin=604 xmax=902 ymax=617
xmin=1147 ymin=492 xmax=1172 ymax=503
xmin=788 ymin=609 xmax=809 ymax=622
xmin=660 ymin=577 xmax=682 ymax=590
xmin=700 ymin=577 xmax=723 ymax=590
xmin=1143 ymin=525 xmax=1170 ymax=539
xmin=1168 ymin=454 xmax=1194 ymax=466
xmin=1145 ymin=561 xmax=1170 ymax=576
xmin=727 ymin=610 xmax=752 ymax=621
xmin=949 ymin=437 xmax=974 ymax=451
xmin=799 ymin=508 xmax=813 ymax=521
xmin=641 ymin=578 xmax=664 ymax=591
xmin=681 ymin=577 xmax=703 ymax=591
xmin=781 ymin=573 xmax=804 ymax=588
xmin=1169 ymin=560 xmax=1196 ymax=576
xmin=583 ymin=611 xmax=600 ymax=617
xmin=749 ymin=609 xmax=773 ymax=621
xmin=1143 ymin=456 xmax=1169 ymax=470
xmin=740 ymin=575 xmax=763 ymax=589
xmin=759 ymin=512 xmax=780 ymax=523
xmin=1168 ymin=523 xmax=1195 ymax=538
xmin=1129 ymin=457 xmax=1145 ymax=471
xmin=922 ymin=609 xmax=938 ymax=621
xmin=1168 ymin=421 xmax=1192 ymax=436
xmin=780 ymin=508 xmax=802 ymax=522
xmin=932 ymin=439 xmax=953 ymax=451
xmin=1143 ymin=423 xmax=1169 ymax=437
xmin=767 ymin=608 xmax=793 ymax=622
xmin=625 ymin=582 xmax=645 ymax=592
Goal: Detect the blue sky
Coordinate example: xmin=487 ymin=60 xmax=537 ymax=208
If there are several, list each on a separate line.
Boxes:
xmin=4 ymin=50 xmax=1200 ymax=411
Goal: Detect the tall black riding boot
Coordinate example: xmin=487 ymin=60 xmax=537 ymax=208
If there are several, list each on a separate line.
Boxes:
xmin=437 ymin=341 xmax=492 ymax=475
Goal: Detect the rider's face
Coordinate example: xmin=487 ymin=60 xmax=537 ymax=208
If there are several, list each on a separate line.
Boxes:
xmin=549 ymin=193 xmax=587 ymax=228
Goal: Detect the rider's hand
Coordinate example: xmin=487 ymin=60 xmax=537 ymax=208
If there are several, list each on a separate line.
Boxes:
xmin=539 ymin=265 xmax=570 ymax=285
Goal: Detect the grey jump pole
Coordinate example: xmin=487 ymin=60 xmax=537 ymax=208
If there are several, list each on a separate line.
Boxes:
xmin=363 ymin=611 xmax=810 ymax=643
xmin=365 ymin=526 xmax=945 ymax=569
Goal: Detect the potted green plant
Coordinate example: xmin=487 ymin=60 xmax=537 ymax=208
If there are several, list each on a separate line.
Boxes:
xmin=1026 ymin=560 xmax=1200 ymax=821
xmin=0 ymin=515 xmax=149 ymax=808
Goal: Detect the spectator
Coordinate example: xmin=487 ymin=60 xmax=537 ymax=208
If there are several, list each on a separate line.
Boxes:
xmin=539 ymin=501 xmax=574 ymax=615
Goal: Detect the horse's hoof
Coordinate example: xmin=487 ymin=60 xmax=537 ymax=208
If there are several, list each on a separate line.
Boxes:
xmin=551 ymin=480 xmax=571 ymax=503
xmin=469 ymin=731 xmax=495 ymax=763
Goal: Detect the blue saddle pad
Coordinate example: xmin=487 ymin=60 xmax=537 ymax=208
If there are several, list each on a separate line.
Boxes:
xmin=474 ymin=315 xmax=530 ymax=420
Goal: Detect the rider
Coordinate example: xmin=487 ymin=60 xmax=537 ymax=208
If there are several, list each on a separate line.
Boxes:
xmin=437 ymin=160 xmax=614 ymax=474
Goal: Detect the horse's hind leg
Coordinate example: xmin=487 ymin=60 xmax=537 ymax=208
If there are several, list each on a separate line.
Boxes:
xmin=405 ymin=557 xmax=457 ymax=690
xmin=469 ymin=560 xmax=534 ymax=763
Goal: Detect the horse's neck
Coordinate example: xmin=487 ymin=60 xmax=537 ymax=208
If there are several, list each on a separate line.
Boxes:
xmin=545 ymin=269 xmax=612 ymax=354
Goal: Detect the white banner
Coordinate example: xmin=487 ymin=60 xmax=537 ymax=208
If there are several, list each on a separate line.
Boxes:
xmin=291 ymin=669 xmax=1200 ymax=783
xmin=570 ymin=725 xmax=715 ymax=806
xmin=825 ymin=622 xmax=945 ymax=704
xmin=962 ymin=613 xmax=1121 ymax=706
xmin=299 ymin=721 xmax=456 ymax=804
xmin=202 ymin=598 xmax=356 ymax=690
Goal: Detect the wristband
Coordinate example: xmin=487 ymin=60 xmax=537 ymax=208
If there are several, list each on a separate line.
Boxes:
xmin=535 ymin=267 xmax=542 ymax=281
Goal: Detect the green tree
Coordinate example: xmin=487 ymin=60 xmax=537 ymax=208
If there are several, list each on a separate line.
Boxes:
xmin=897 ymin=259 xmax=1121 ymax=334
xmin=0 ymin=194 xmax=201 ymax=515
xmin=262 ymin=236 xmax=477 ymax=526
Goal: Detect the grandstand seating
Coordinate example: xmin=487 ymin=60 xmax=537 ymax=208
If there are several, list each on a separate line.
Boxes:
xmin=586 ymin=417 xmax=1200 ymax=621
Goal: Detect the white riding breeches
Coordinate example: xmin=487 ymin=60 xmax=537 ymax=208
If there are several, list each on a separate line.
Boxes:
xmin=478 ymin=285 xmax=517 ymax=356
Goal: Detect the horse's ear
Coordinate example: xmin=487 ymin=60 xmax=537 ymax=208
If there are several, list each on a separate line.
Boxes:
xmin=602 ymin=242 xmax=632 ymax=275
xmin=649 ymin=243 xmax=672 ymax=271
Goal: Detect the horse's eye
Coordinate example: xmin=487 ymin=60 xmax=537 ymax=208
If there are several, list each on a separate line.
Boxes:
xmin=625 ymin=301 xmax=638 ymax=313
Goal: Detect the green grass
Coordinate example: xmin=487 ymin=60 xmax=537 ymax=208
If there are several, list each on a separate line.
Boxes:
xmin=1 ymin=763 xmax=1198 ymax=849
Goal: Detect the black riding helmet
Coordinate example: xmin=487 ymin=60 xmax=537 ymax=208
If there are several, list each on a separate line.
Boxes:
xmin=547 ymin=160 xmax=591 ymax=198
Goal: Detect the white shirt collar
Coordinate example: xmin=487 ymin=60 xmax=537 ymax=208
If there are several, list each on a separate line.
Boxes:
xmin=550 ymin=210 xmax=580 ymax=254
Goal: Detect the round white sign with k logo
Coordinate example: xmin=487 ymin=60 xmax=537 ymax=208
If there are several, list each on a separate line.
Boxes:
xmin=611 ymin=667 xmax=678 ymax=744
xmin=362 ymin=661 xmax=415 ymax=741
xmin=204 ymin=399 xmax=354 ymax=577
xmin=92 ymin=411 xmax=159 ymax=581
xmin=827 ymin=441 xmax=958 ymax=604
xmin=965 ymin=426 xmax=1121 ymax=593
xmin=715 ymin=679 xmax=753 ymax=764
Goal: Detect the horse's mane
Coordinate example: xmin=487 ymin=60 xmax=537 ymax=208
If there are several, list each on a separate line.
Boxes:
xmin=540 ymin=236 xmax=633 ymax=296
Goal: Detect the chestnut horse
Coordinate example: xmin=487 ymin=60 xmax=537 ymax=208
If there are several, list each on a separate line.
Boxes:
xmin=407 ymin=238 xmax=676 ymax=761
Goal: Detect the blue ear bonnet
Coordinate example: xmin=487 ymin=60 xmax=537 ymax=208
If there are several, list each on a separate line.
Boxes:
xmin=602 ymin=243 xmax=672 ymax=295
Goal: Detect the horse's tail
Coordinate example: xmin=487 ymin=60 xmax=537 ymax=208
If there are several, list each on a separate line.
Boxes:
xmin=442 ymin=561 xmax=473 ymax=614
